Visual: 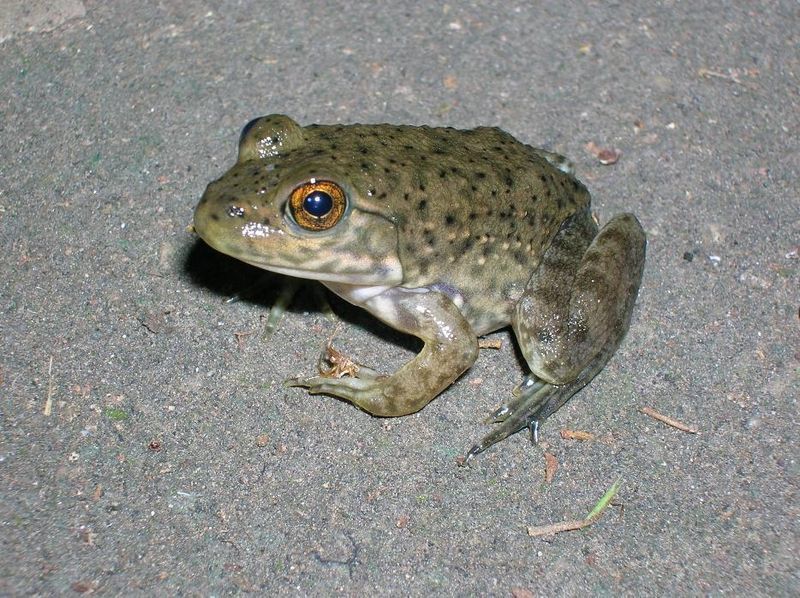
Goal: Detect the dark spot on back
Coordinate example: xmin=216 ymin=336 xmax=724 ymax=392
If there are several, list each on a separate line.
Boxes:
xmin=418 ymin=259 xmax=430 ymax=276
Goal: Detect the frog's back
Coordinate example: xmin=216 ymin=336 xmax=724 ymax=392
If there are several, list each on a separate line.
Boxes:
xmin=302 ymin=122 xmax=591 ymax=331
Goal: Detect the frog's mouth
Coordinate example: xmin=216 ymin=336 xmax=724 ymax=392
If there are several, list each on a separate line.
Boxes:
xmin=194 ymin=186 xmax=404 ymax=286
xmin=195 ymin=222 xmax=404 ymax=286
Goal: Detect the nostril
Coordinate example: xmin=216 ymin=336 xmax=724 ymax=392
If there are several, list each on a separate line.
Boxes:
xmin=227 ymin=205 xmax=245 ymax=218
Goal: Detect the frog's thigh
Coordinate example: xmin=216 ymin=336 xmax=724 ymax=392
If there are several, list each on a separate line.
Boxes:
xmin=513 ymin=212 xmax=645 ymax=385
xmin=316 ymin=288 xmax=479 ymax=417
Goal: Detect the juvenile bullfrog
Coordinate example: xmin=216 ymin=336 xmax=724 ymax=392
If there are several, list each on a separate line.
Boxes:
xmin=193 ymin=115 xmax=646 ymax=458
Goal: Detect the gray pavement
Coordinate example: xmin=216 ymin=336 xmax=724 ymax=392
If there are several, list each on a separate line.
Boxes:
xmin=1 ymin=1 xmax=797 ymax=595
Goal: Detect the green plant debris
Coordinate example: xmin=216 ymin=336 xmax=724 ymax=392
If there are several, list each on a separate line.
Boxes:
xmin=586 ymin=477 xmax=623 ymax=520
xmin=526 ymin=477 xmax=623 ymax=538
xmin=104 ymin=407 xmax=129 ymax=421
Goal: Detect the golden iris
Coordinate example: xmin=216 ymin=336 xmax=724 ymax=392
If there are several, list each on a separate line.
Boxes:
xmin=288 ymin=180 xmax=346 ymax=231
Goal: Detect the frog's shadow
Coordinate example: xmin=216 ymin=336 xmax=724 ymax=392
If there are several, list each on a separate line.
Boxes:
xmin=185 ymin=239 xmax=421 ymax=354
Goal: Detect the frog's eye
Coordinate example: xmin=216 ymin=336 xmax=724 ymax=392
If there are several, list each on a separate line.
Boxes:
xmin=288 ymin=180 xmax=347 ymax=231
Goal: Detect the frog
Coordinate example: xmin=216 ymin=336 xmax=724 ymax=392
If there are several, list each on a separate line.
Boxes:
xmin=193 ymin=114 xmax=646 ymax=459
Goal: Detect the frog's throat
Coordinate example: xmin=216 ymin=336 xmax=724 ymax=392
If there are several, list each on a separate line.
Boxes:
xmin=239 ymin=258 xmax=403 ymax=287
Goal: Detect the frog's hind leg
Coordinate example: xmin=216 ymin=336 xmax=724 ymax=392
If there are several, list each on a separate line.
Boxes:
xmin=466 ymin=357 xmax=606 ymax=459
xmin=466 ymin=211 xmax=645 ymax=459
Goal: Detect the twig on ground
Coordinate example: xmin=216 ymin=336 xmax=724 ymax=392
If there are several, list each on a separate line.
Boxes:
xmin=526 ymin=478 xmax=622 ymax=537
xmin=43 ymin=356 xmax=54 ymax=416
xmin=641 ymin=406 xmax=699 ymax=434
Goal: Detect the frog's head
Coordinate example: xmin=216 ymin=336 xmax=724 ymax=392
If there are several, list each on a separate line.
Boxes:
xmin=193 ymin=115 xmax=402 ymax=285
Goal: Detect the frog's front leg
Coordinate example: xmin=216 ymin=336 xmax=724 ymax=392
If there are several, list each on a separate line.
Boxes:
xmin=289 ymin=287 xmax=479 ymax=417
xmin=468 ymin=210 xmax=646 ymax=457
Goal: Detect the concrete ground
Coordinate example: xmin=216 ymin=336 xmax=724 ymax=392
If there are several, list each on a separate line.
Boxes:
xmin=1 ymin=1 xmax=797 ymax=595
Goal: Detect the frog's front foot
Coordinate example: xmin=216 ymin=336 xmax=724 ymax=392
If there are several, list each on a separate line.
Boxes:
xmin=287 ymin=372 xmax=389 ymax=410
xmin=289 ymin=287 xmax=480 ymax=418
xmin=286 ymin=341 xmax=396 ymax=412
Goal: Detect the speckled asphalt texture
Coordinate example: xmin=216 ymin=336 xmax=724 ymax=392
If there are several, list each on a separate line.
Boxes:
xmin=1 ymin=1 xmax=797 ymax=595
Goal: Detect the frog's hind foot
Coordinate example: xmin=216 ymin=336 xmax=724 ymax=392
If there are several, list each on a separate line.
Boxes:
xmin=464 ymin=373 xmax=589 ymax=462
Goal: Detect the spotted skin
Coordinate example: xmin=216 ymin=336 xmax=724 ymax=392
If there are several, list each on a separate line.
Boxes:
xmin=193 ymin=115 xmax=646 ymax=457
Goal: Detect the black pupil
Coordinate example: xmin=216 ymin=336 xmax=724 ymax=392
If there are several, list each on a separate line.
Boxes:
xmin=303 ymin=190 xmax=333 ymax=218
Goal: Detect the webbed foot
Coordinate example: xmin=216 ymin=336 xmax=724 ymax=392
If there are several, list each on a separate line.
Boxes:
xmin=464 ymin=374 xmax=583 ymax=462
